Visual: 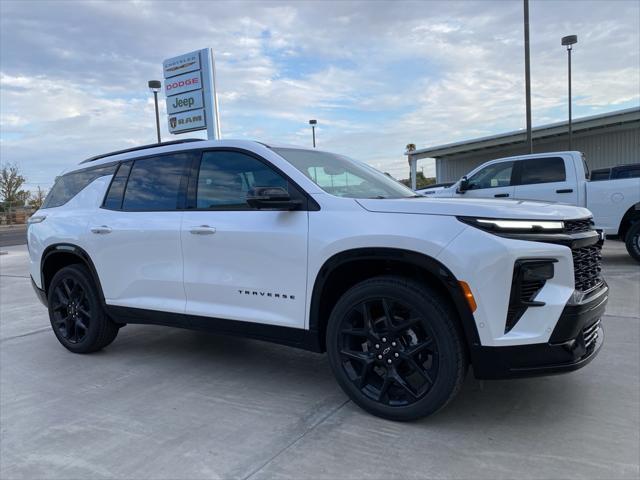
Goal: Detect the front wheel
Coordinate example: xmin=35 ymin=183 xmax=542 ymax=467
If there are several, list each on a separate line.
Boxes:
xmin=47 ymin=264 xmax=119 ymax=353
xmin=625 ymin=222 xmax=640 ymax=262
xmin=326 ymin=276 xmax=467 ymax=421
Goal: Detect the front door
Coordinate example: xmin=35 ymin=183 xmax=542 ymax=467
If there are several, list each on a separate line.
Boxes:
xmin=460 ymin=160 xmax=515 ymax=199
xmin=181 ymin=150 xmax=309 ymax=328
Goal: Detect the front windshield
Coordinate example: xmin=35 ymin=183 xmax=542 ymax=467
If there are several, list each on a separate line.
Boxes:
xmin=273 ymin=148 xmax=417 ymax=199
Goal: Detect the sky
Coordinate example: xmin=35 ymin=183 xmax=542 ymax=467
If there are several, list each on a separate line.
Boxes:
xmin=1 ymin=0 xmax=639 ymax=191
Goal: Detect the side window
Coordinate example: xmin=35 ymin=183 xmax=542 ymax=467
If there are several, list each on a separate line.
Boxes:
xmin=122 ymin=154 xmax=189 ymax=211
xmin=614 ymin=166 xmax=640 ymax=179
xmin=467 ymin=162 xmax=514 ymax=190
xmin=103 ymin=161 xmax=132 ymax=210
xmin=42 ymin=164 xmax=116 ymax=209
xmin=196 ymin=151 xmax=288 ymax=209
xmin=517 ymin=157 xmax=566 ymax=185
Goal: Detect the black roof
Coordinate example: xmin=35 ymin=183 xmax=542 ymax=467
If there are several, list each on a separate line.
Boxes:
xmin=80 ymin=138 xmax=204 ymax=164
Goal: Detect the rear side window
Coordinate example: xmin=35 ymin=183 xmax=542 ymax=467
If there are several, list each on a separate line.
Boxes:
xmin=42 ymin=165 xmax=116 ymax=209
xmin=590 ymin=169 xmax=611 ymax=181
xmin=103 ymin=161 xmax=132 ymax=209
xmin=122 ymin=154 xmax=189 ymax=211
xmin=517 ymin=157 xmax=566 ymax=185
xmin=613 ymin=166 xmax=640 ymax=179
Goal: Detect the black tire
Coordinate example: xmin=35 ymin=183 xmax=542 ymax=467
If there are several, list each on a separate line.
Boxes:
xmin=625 ymin=222 xmax=640 ymax=262
xmin=326 ymin=275 xmax=467 ymax=421
xmin=47 ymin=264 xmax=119 ymax=353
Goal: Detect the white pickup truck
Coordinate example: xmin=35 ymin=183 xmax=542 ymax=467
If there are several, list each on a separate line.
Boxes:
xmin=418 ymin=151 xmax=640 ymax=261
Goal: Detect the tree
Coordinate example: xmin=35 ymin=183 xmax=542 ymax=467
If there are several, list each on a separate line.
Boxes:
xmin=29 ymin=186 xmax=47 ymax=209
xmin=0 ymin=163 xmax=26 ymax=206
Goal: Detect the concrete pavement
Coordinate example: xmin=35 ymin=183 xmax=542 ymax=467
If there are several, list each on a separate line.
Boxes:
xmin=1 ymin=242 xmax=638 ymax=479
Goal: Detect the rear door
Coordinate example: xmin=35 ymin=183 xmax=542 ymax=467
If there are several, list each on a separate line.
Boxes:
xmin=181 ymin=149 xmax=309 ymax=328
xmin=88 ymin=153 xmax=192 ymax=314
xmin=461 ymin=160 xmax=515 ymax=199
xmin=513 ymin=157 xmax=578 ymax=204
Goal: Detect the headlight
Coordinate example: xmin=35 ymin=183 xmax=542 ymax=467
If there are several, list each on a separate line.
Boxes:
xmin=458 ymin=217 xmax=564 ymax=233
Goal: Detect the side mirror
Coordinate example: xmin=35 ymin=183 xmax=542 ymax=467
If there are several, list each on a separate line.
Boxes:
xmin=457 ymin=176 xmax=469 ymax=193
xmin=246 ymin=186 xmax=301 ymax=210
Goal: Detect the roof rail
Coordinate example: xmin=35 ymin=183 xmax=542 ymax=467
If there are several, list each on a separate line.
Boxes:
xmin=80 ymin=138 xmax=205 ymax=164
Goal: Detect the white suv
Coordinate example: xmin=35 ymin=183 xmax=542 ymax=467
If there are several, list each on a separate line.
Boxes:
xmin=28 ymin=139 xmax=608 ymax=420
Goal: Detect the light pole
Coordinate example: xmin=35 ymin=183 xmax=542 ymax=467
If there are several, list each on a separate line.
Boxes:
xmin=309 ymin=119 xmax=317 ymax=148
xmin=523 ymin=0 xmax=532 ymax=154
xmin=561 ymin=35 xmax=577 ymax=150
xmin=148 ymin=80 xmax=162 ymax=144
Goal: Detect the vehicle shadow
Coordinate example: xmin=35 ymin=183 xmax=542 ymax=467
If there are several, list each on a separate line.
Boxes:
xmin=109 ymin=324 xmax=596 ymax=428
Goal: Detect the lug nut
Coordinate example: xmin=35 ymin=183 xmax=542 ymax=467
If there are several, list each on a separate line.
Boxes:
xmin=387 ymin=359 xmax=392 ymax=364
xmin=377 ymin=355 xmax=383 ymax=360
xmin=391 ymin=341 xmax=397 ymax=347
xmin=375 ymin=344 xmax=380 ymax=349
xmin=394 ymin=353 xmax=399 ymax=358
xmin=382 ymin=337 xmax=387 ymax=342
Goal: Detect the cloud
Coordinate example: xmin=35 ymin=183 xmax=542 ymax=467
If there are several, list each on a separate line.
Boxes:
xmin=1 ymin=0 xmax=638 ymax=187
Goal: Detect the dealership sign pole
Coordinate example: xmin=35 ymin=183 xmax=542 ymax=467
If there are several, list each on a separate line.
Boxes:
xmin=163 ymin=48 xmax=221 ymax=139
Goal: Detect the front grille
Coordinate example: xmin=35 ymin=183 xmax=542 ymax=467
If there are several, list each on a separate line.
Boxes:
xmin=583 ymin=319 xmax=600 ymax=352
xmin=564 ymin=218 xmax=593 ymax=234
xmin=572 ymin=244 xmax=603 ymax=291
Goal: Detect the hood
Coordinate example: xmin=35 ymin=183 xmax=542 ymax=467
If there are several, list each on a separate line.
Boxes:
xmin=355 ymin=197 xmax=592 ymax=220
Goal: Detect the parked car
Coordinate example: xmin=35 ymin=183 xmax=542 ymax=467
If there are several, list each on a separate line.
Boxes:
xmin=417 ymin=152 xmax=640 ymax=261
xmin=590 ymin=163 xmax=640 ymax=181
xmin=28 ymin=140 xmax=607 ymax=420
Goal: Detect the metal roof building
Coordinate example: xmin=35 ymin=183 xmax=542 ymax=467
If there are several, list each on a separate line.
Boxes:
xmin=407 ymin=107 xmax=640 ymax=185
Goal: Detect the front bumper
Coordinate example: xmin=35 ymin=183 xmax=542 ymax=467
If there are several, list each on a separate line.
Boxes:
xmin=31 ymin=276 xmax=48 ymax=307
xmin=471 ymin=282 xmax=608 ymax=379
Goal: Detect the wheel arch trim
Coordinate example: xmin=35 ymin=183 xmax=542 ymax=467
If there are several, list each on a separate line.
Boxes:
xmin=40 ymin=243 xmax=106 ymax=305
xmin=308 ymin=247 xmax=481 ymax=352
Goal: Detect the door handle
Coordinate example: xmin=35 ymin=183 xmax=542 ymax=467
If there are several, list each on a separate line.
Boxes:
xmin=90 ymin=225 xmax=112 ymax=234
xmin=494 ymin=193 xmax=510 ymax=198
xmin=556 ymin=188 xmax=574 ymax=193
xmin=189 ymin=225 xmax=216 ymax=235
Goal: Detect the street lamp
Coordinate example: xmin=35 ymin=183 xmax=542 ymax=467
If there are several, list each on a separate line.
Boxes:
xmin=148 ymin=80 xmax=162 ymax=144
xmin=309 ymin=119 xmax=317 ymax=148
xmin=561 ymin=35 xmax=578 ymax=150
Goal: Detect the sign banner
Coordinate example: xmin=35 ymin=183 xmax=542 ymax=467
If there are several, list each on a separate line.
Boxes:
xmin=164 ymin=71 xmax=202 ymax=97
xmin=166 ymin=90 xmax=204 ymax=115
xmin=168 ymin=109 xmax=206 ymax=134
xmin=163 ymin=48 xmax=220 ymax=138
xmin=163 ymin=51 xmax=201 ymax=78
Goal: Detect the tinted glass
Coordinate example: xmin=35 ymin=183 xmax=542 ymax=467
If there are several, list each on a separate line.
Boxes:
xmin=613 ymin=166 xmax=640 ymax=179
xmin=590 ymin=169 xmax=611 ymax=181
xmin=518 ymin=157 xmax=566 ymax=185
xmin=103 ymin=161 xmax=132 ymax=209
xmin=273 ymin=148 xmax=416 ymax=199
xmin=122 ymin=154 xmax=188 ymax=211
xmin=196 ymin=151 xmax=288 ymax=208
xmin=42 ymin=165 xmax=116 ymax=209
xmin=467 ymin=162 xmax=513 ymax=190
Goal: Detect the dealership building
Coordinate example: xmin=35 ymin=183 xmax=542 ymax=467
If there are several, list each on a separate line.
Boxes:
xmin=407 ymin=107 xmax=640 ymax=185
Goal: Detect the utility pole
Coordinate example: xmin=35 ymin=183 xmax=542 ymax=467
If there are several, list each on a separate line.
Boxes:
xmin=148 ymin=80 xmax=162 ymax=143
xmin=309 ymin=119 xmax=317 ymax=148
xmin=562 ymin=35 xmax=578 ymax=150
xmin=524 ymin=0 xmax=533 ymax=154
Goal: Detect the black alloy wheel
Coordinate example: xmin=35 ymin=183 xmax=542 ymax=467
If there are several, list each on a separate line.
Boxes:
xmin=337 ymin=297 xmax=439 ymax=406
xmin=50 ymin=276 xmax=91 ymax=344
xmin=47 ymin=264 xmax=119 ymax=353
xmin=327 ymin=276 xmax=467 ymax=421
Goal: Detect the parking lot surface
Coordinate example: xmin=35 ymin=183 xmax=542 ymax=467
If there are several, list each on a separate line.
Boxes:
xmin=1 ymin=241 xmax=638 ymax=479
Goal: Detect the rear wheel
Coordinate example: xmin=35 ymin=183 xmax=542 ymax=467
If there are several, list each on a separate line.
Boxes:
xmin=625 ymin=222 xmax=640 ymax=262
xmin=47 ymin=264 xmax=119 ymax=353
xmin=326 ymin=276 xmax=467 ymax=421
